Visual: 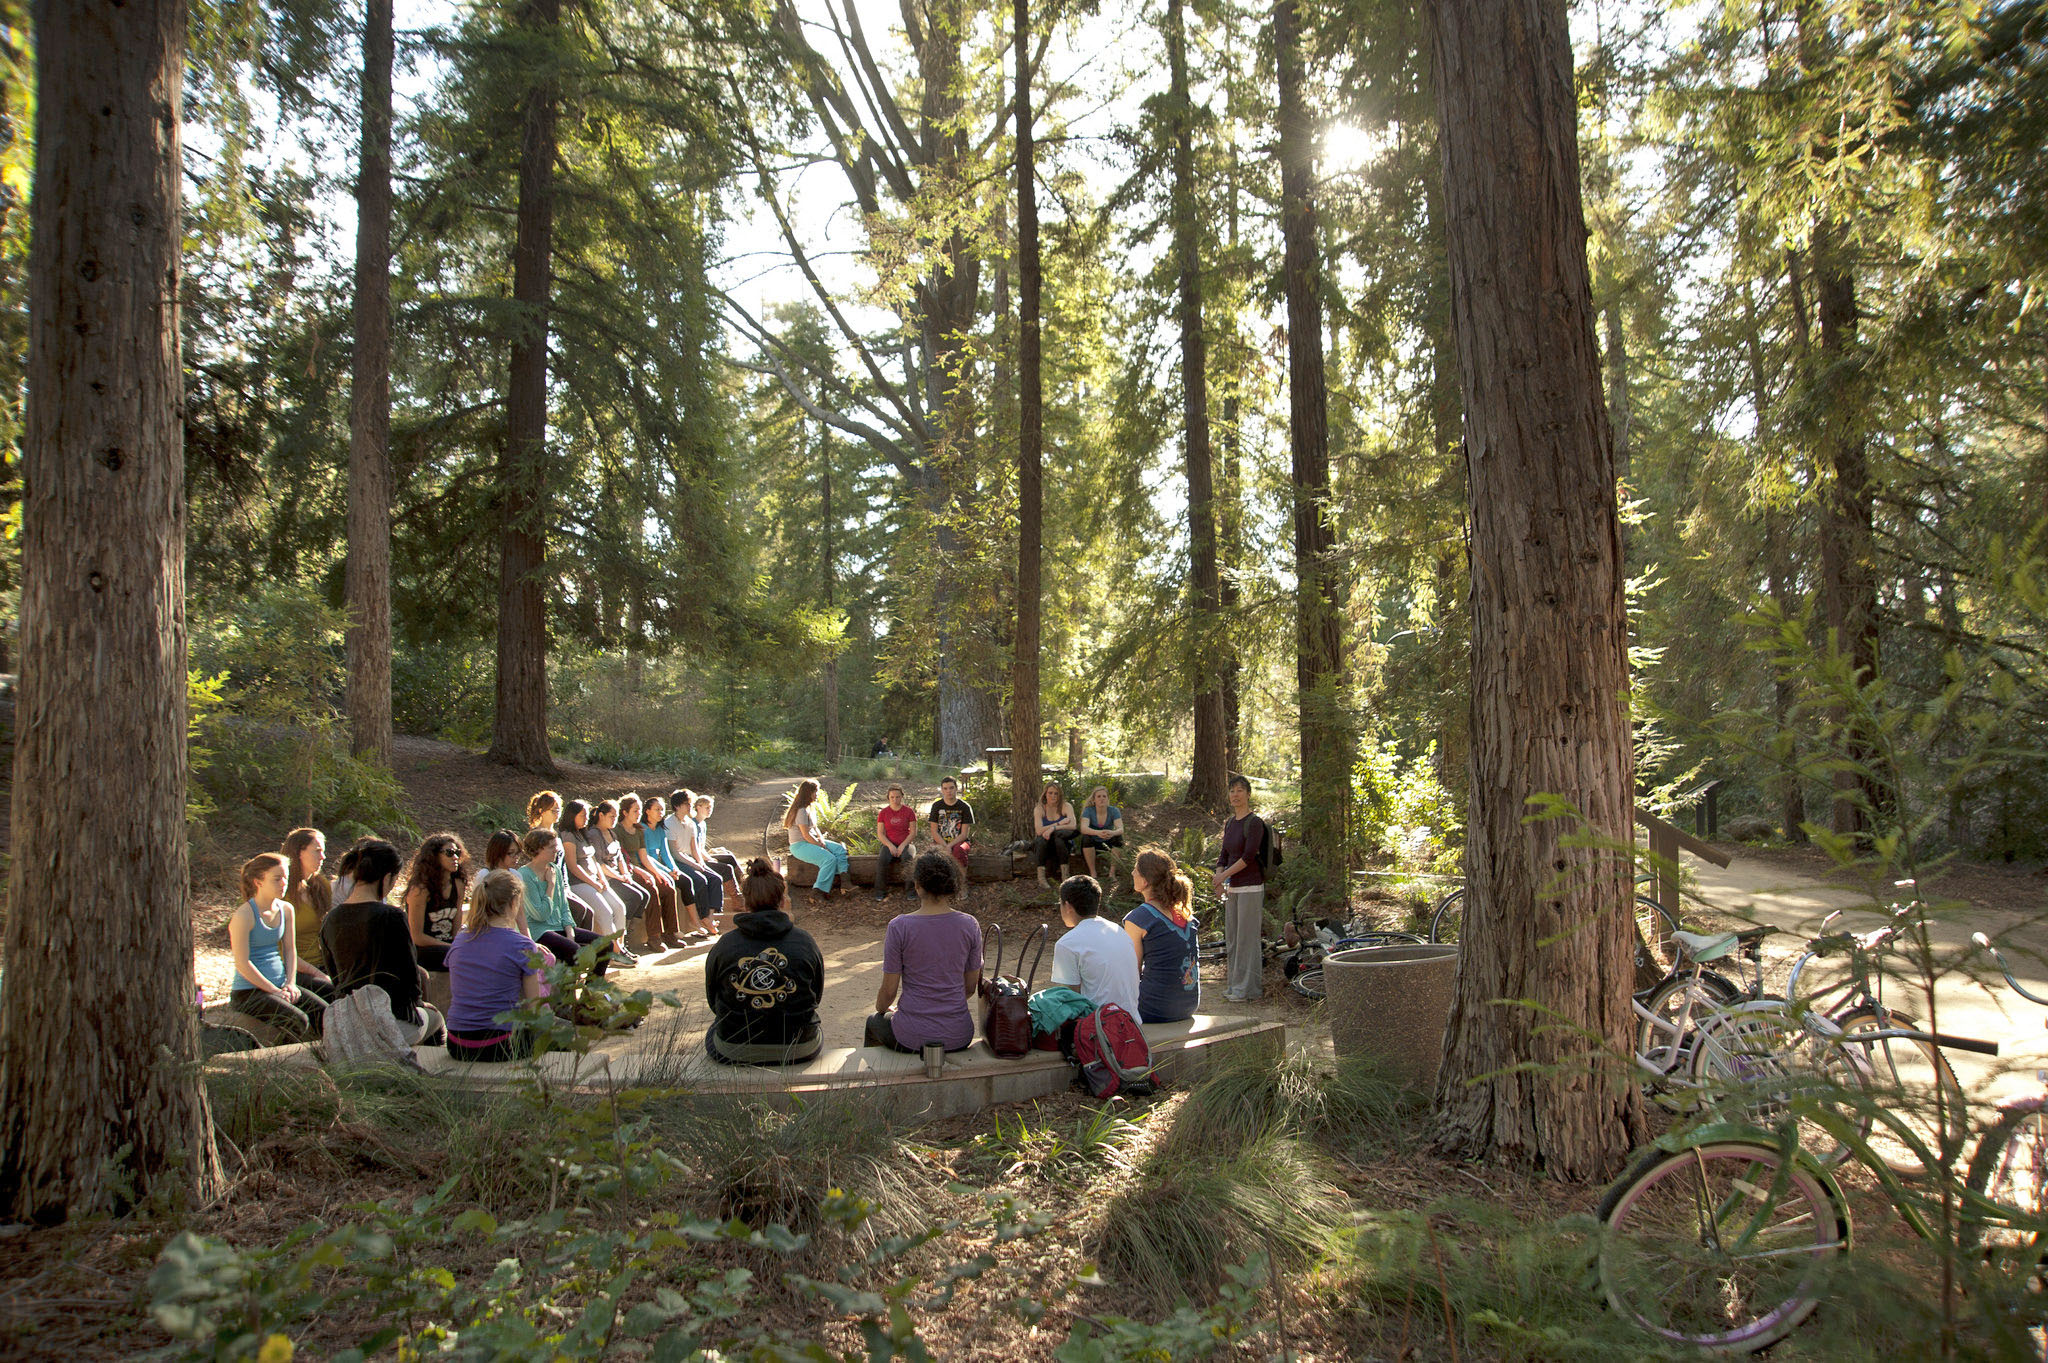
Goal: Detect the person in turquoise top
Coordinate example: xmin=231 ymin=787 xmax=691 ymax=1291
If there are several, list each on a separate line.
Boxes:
xmin=518 ymin=827 xmax=612 ymax=975
xmin=642 ymin=797 xmax=683 ymax=877
xmin=1078 ymin=785 xmax=1125 ymax=882
xmin=228 ymin=852 xmax=328 ymax=1041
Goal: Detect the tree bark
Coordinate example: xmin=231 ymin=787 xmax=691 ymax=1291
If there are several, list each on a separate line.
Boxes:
xmin=820 ymin=416 xmax=840 ymax=766
xmin=488 ymin=0 xmax=561 ymax=775
xmin=1426 ymin=0 xmax=1645 ymax=1179
xmin=1166 ymin=0 xmax=1229 ymax=812
xmin=1741 ymin=276 xmax=1808 ymax=844
xmin=1812 ymin=220 xmax=1881 ymax=836
xmin=0 ymin=0 xmax=217 ymax=1220
xmin=1276 ymin=0 xmax=1348 ymax=864
xmin=1009 ymin=0 xmax=1044 ymax=843
xmin=345 ymin=0 xmax=394 ymax=766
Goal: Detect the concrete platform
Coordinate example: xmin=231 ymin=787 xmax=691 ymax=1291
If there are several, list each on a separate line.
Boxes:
xmin=206 ymin=1012 xmax=1284 ymax=1123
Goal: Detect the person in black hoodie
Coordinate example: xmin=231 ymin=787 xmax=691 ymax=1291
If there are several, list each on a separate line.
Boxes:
xmin=704 ymin=858 xmax=825 ymax=1065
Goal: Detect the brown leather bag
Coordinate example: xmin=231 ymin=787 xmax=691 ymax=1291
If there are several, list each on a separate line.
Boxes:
xmin=980 ymin=922 xmax=1048 ymax=1058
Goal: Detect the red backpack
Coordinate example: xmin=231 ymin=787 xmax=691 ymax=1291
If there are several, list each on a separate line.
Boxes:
xmin=1069 ymin=1003 xmax=1158 ymax=1099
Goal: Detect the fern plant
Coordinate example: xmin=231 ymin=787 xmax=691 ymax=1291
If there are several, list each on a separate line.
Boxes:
xmin=780 ymin=782 xmax=876 ymax=852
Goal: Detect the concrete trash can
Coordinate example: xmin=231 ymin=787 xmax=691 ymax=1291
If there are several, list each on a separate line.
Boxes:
xmin=1324 ymin=944 xmax=1459 ymax=1090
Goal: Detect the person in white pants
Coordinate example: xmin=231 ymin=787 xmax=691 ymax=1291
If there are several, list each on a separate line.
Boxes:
xmin=563 ymin=799 xmax=640 ymax=965
xmin=1212 ymin=775 xmax=1270 ymax=1003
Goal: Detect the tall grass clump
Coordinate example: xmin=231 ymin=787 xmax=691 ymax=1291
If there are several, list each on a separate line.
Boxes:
xmin=1159 ymin=1051 xmax=1414 ymax=1161
xmin=1094 ymin=1132 xmax=1344 ymax=1304
xmin=653 ymin=1097 xmax=945 ymax=1243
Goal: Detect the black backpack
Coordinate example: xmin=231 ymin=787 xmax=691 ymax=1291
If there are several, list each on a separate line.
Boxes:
xmin=1254 ymin=817 xmax=1283 ymax=875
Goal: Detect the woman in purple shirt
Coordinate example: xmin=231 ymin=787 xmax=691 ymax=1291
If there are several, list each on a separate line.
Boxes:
xmin=444 ymin=870 xmax=549 ymax=1062
xmin=867 ymin=851 xmax=984 ymax=1052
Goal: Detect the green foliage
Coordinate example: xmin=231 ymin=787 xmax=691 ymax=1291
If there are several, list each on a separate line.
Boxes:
xmin=779 ymin=780 xmax=874 ymax=852
xmin=391 ymin=645 xmax=493 ymax=749
xmin=187 ymin=584 xmax=413 ymax=843
xmin=1093 ymin=1133 xmax=1344 ymax=1305
xmin=1159 ymin=1052 xmax=1414 ymax=1164
xmin=1350 ymin=737 xmax=1459 ymax=873
xmin=967 ymin=1102 xmax=1145 ymax=1183
xmin=1051 ymin=1257 xmax=1272 ymax=1361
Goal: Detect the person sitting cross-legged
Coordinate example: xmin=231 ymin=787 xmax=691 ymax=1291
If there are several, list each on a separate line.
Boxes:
xmin=444 ymin=869 xmax=550 ymax=1063
xmin=322 ymin=839 xmax=443 ymax=1046
xmin=704 ymin=858 xmax=826 ymax=1066
xmin=866 ymin=851 xmax=983 ymax=1054
xmin=229 ymin=852 xmax=328 ymax=1041
xmin=1076 ymin=786 xmax=1126 ymax=883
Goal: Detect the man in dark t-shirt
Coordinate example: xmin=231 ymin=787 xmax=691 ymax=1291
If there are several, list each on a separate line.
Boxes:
xmin=927 ymin=777 xmax=975 ymax=867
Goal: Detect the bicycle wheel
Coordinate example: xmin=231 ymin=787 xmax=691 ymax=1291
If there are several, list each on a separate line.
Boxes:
xmin=1332 ymin=931 xmax=1427 ymax=950
xmin=1831 ymin=1004 xmax=1969 ymax=1177
xmin=1290 ymin=965 xmax=1326 ymax=1000
xmin=1634 ymin=970 xmax=1744 ymax=1078
xmin=1685 ymin=1001 xmax=1874 ymax=1167
xmin=1428 ymin=889 xmax=1466 ymax=944
xmin=1597 ymin=1140 xmax=1848 ymax=1354
xmin=1963 ymin=1103 xmax=2048 ymax=1258
xmin=1633 ymin=895 xmax=1684 ymax=972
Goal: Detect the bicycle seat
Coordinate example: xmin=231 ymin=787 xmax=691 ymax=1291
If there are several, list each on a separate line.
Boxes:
xmin=1672 ymin=929 xmax=1743 ymax=962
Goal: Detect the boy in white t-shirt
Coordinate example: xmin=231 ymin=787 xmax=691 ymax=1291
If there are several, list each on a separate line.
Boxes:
xmin=1050 ymin=875 xmax=1141 ymax=1018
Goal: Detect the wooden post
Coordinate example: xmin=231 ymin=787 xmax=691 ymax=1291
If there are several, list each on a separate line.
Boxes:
xmin=1068 ymin=726 xmax=1083 ymax=772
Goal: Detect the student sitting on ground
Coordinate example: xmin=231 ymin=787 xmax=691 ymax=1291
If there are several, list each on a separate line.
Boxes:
xmin=322 ymin=839 xmax=443 ymax=1045
xmin=444 ymin=870 xmax=550 ymax=1063
xmin=866 ymin=851 xmax=984 ymax=1054
xmin=1123 ymin=848 xmax=1200 ymax=1024
xmin=229 ymin=852 xmax=328 ymax=1041
xmin=873 ymin=785 xmax=918 ymax=900
xmin=692 ymin=793 xmax=745 ymax=902
xmin=562 ymin=799 xmax=639 ymax=962
xmin=516 ymin=827 xmax=614 ymax=974
xmin=704 ymin=858 xmax=825 ymax=1066
xmin=1077 ymin=787 xmax=1125 ymax=882
xmin=1032 ymin=782 xmax=1078 ymax=888
xmin=401 ymin=832 xmax=470 ymax=973
xmin=282 ymin=826 xmax=335 ymax=998
xmin=927 ymin=777 xmax=974 ymax=867
xmin=665 ymin=787 xmax=727 ymax=930
xmin=1049 ymin=874 xmax=1141 ymax=1018
xmin=785 ymin=778 xmax=851 ymax=903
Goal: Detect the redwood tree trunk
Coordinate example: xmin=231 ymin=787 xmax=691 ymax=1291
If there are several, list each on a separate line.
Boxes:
xmin=1276 ymin=0 xmax=1348 ymax=863
xmin=1426 ymin=0 xmax=1645 ymax=1179
xmin=0 ymin=0 xmax=216 ymax=1220
xmin=345 ymin=0 xmax=394 ymax=766
xmin=488 ymin=0 xmax=560 ymax=774
xmin=1166 ymin=0 xmax=1229 ymax=812
xmin=1009 ymin=0 xmax=1044 ymax=844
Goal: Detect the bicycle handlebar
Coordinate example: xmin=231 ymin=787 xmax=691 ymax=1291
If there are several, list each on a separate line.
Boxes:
xmin=1973 ymin=932 xmax=2048 ymax=1008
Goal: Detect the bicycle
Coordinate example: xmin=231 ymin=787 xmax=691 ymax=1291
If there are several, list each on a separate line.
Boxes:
xmin=1286 ymin=928 xmax=1428 ymax=1001
xmin=1964 ymin=933 xmax=2048 ymax=1264
xmin=1596 ymin=1016 xmax=2002 ymax=1353
xmin=1429 ymin=879 xmax=1687 ymax=975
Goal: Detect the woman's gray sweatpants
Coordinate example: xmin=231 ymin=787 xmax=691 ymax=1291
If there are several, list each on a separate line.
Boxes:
xmin=1225 ymin=886 xmax=1265 ymax=1000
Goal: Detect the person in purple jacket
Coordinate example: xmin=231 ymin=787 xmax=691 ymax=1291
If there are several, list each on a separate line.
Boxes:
xmin=443 ymin=870 xmax=550 ymax=1062
xmin=1213 ymin=774 xmax=1270 ymax=1002
xmin=866 ymin=851 xmax=984 ymax=1052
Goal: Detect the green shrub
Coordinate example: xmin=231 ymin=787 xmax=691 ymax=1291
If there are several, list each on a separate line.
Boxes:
xmin=561 ymin=737 xmax=747 ymax=793
xmin=1159 ymin=1052 xmax=1412 ymax=1162
xmin=1094 ymin=1132 xmax=1344 ymax=1305
xmin=391 ymin=644 xmax=492 ymax=747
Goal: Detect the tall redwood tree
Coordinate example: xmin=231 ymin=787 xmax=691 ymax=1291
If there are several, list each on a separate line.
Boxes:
xmin=345 ymin=0 xmax=395 ymax=766
xmin=1010 ymin=0 xmax=1044 ymax=843
xmin=1426 ymin=0 xmax=1645 ymax=1178
xmin=489 ymin=0 xmax=562 ymax=774
xmin=0 ymin=0 xmax=216 ymax=1218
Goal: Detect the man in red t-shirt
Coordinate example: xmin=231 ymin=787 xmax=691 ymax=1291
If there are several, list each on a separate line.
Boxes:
xmin=874 ymin=784 xmax=919 ymax=900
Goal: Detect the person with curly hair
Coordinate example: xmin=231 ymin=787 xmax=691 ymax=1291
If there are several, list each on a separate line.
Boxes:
xmin=401 ymin=832 xmax=471 ymax=972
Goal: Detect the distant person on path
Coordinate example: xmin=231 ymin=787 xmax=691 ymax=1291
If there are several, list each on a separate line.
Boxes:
xmin=591 ymin=799 xmax=662 ymax=947
xmin=323 ymin=839 xmax=442 ymax=1044
xmin=517 ymin=827 xmax=615 ymax=974
xmin=927 ymin=777 xmax=974 ymax=867
xmin=691 ymin=794 xmax=745 ymax=902
xmin=1214 ymin=775 xmax=1269 ymax=1003
xmin=642 ymin=797 xmax=712 ymax=938
xmin=282 ymin=826 xmax=335 ymax=998
xmin=1048 ymin=875 xmax=1141 ymax=1017
xmin=1033 ymin=782 xmax=1078 ymax=888
xmin=562 ymin=800 xmax=639 ymax=963
xmin=784 ymin=778 xmax=851 ymax=902
xmin=704 ymin=857 xmax=825 ymax=1066
xmin=1124 ymin=848 xmax=1200 ymax=1023
xmin=229 ymin=852 xmax=327 ymax=1041
xmin=444 ymin=869 xmax=548 ymax=1063
xmin=618 ymin=793 xmax=686 ymax=945
xmin=873 ymin=784 xmax=918 ymax=900
xmin=1077 ymin=787 xmax=1125 ymax=882
xmin=666 ymin=787 xmax=727 ymax=931
xmin=401 ymin=832 xmax=470 ymax=973
xmin=866 ymin=851 xmax=983 ymax=1053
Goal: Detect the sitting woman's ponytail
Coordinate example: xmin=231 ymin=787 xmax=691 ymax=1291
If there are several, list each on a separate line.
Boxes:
xmin=742 ymin=857 xmax=786 ymax=912
xmin=1136 ymin=848 xmax=1193 ymax=927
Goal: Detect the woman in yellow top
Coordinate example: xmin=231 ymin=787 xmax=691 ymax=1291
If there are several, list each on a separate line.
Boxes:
xmin=282 ymin=826 xmax=335 ymax=995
